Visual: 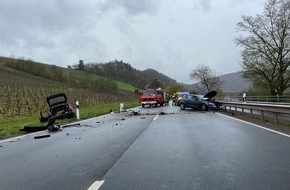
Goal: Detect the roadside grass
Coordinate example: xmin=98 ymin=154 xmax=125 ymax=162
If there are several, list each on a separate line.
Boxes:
xmin=79 ymin=101 xmax=140 ymax=120
xmin=0 ymin=101 xmax=140 ymax=140
xmin=117 ymin=81 xmax=137 ymax=92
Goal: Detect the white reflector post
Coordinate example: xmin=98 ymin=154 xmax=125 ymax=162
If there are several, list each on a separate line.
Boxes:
xmin=120 ymin=103 xmax=124 ymax=112
xmin=76 ymin=100 xmax=80 ymax=120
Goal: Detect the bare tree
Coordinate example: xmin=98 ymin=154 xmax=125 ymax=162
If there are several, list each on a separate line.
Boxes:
xmin=189 ymin=64 xmax=222 ymax=92
xmin=236 ymin=0 xmax=290 ymax=95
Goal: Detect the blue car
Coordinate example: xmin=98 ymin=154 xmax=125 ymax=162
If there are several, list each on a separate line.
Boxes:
xmin=177 ymin=91 xmax=219 ymax=111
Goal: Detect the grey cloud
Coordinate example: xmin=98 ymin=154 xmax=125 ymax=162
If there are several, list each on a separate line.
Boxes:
xmin=0 ymin=0 xmax=96 ymax=40
xmin=97 ymin=0 xmax=160 ymax=16
xmin=0 ymin=0 xmax=100 ymax=60
xmin=0 ymin=0 xmax=265 ymax=83
xmin=200 ymin=0 xmax=212 ymax=12
xmin=192 ymin=0 xmax=212 ymax=12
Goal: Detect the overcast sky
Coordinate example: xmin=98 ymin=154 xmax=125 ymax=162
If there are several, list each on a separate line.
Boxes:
xmin=0 ymin=0 xmax=265 ymax=84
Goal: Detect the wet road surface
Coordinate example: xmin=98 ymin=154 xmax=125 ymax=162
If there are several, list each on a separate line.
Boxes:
xmin=1 ymin=105 xmax=290 ymax=190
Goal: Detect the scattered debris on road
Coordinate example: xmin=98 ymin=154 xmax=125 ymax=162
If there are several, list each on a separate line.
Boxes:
xmin=48 ymin=125 xmax=61 ymax=132
xmin=19 ymin=126 xmax=48 ymax=132
xmin=34 ymin=134 xmax=51 ymax=139
xmin=62 ymin=123 xmax=81 ymax=128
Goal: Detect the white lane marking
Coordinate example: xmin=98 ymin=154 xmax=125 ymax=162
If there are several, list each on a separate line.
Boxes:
xmin=217 ymin=113 xmax=290 ymax=138
xmin=153 ymin=114 xmax=159 ymax=121
xmin=0 ymin=131 xmax=45 ymax=143
xmin=88 ymin=180 xmax=104 ymax=190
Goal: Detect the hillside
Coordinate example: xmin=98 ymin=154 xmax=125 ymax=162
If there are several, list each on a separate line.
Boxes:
xmin=0 ymin=57 xmax=138 ymax=119
xmin=219 ymin=72 xmax=251 ymax=92
xmin=0 ymin=56 xmax=137 ymax=92
xmin=83 ymin=60 xmax=176 ymax=88
xmin=0 ymin=56 xmax=250 ymax=96
xmin=182 ymin=72 xmax=251 ymax=94
xmin=94 ymin=60 xmax=251 ymax=93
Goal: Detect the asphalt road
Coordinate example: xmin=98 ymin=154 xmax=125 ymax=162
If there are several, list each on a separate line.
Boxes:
xmin=1 ymin=105 xmax=290 ymax=190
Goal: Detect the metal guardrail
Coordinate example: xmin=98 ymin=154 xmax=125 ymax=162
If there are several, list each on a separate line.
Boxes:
xmin=220 ymin=101 xmax=290 ymax=125
xmin=222 ymin=95 xmax=290 ymax=103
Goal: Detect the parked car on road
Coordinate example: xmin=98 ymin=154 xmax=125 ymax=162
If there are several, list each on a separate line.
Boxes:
xmin=178 ymin=91 xmax=220 ymax=111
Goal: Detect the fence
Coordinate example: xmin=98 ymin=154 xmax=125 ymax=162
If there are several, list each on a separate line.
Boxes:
xmin=222 ymin=95 xmax=290 ymax=103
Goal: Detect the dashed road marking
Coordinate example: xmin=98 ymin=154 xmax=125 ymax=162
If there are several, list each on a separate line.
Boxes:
xmin=88 ymin=180 xmax=104 ymax=190
xmin=153 ymin=114 xmax=159 ymax=120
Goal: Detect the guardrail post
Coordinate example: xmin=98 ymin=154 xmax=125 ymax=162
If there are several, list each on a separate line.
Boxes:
xmin=275 ymin=113 xmax=278 ymax=125
xmin=220 ymin=101 xmax=290 ymax=126
xmin=261 ymin=110 xmax=264 ymax=121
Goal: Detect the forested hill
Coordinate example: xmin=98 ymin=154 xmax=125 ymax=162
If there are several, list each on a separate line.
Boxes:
xmin=83 ymin=60 xmax=176 ymax=88
xmin=1 ymin=56 xmax=251 ymax=94
xmin=0 ymin=56 xmax=175 ymax=90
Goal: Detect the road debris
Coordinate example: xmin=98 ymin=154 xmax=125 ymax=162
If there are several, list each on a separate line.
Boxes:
xmin=19 ymin=126 xmax=48 ymax=132
xmin=125 ymin=110 xmax=141 ymax=116
xmin=48 ymin=125 xmax=61 ymax=132
xmin=62 ymin=123 xmax=81 ymax=128
xmin=34 ymin=134 xmax=51 ymax=139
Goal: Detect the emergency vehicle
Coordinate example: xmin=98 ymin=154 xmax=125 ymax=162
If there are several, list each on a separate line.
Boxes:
xmin=138 ymin=88 xmax=166 ymax=108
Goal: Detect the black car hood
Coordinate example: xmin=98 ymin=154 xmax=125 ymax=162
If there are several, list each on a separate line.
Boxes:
xmin=203 ymin=91 xmax=217 ymax=99
xmin=46 ymin=93 xmax=68 ymax=107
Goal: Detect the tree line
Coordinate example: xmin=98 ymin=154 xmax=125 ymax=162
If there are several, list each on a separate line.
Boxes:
xmin=71 ymin=59 xmax=176 ymax=89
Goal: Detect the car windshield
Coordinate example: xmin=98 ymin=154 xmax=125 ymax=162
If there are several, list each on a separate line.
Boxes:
xmin=143 ymin=89 xmax=156 ymax=95
xmin=190 ymin=94 xmax=204 ymax=100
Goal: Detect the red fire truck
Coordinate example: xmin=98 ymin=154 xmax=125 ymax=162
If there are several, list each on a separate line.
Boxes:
xmin=138 ymin=88 xmax=166 ymax=108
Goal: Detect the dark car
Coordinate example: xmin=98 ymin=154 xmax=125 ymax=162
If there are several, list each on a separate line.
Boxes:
xmin=40 ymin=93 xmax=75 ymax=123
xmin=178 ymin=91 xmax=219 ymax=111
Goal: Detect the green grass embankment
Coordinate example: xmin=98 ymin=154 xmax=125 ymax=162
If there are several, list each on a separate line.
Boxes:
xmin=0 ymin=101 xmax=140 ymax=140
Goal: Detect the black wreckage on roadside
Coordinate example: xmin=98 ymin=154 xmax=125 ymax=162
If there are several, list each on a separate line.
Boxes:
xmin=20 ymin=93 xmax=75 ymax=133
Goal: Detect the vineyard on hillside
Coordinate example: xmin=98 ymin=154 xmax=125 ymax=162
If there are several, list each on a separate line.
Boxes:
xmin=0 ymin=85 xmax=136 ymax=119
xmin=0 ymin=59 xmax=137 ymax=119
